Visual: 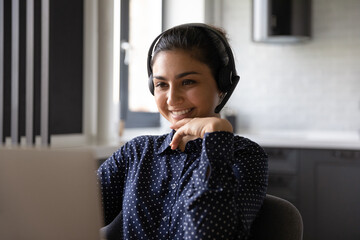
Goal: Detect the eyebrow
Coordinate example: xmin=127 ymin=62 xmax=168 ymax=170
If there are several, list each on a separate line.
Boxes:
xmin=153 ymin=71 xmax=200 ymax=80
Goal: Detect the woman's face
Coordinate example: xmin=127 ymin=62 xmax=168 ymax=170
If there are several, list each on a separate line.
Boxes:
xmin=152 ymin=49 xmax=221 ymax=125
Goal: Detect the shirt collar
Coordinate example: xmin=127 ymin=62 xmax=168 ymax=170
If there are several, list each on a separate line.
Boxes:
xmin=155 ymin=130 xmax=175 ymax=154
xmin=154 ymin=130 xmax=203 ymax=155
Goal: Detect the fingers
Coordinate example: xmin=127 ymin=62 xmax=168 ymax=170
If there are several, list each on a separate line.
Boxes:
xmin=169 ymin=119 xmax=193 ymax=150
xmin=170 ymin=118 xmax=192 ymax=130
xmin=169 ymin=117 xmax=233 ymax=150
xmin=170 ymin=130 xmax=184 ymax=150
xmin=170 ymin=118 xmax=201 ymax=150
xmin=170 ymin=117 xmax=233 ymax=150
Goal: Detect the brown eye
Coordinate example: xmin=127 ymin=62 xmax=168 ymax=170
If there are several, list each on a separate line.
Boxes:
xmin=182 ymin=79 xmax=196 ymax=86
xmin=155 ymin=82 xmax=168 ymax=88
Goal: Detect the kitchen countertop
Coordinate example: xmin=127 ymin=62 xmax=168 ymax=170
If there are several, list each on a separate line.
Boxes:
xmin=119 ymin=128 xmax=360 ymax=150
xmin=240 ymin=130 xmax=360 ymax=150
xmin=3 ymin=129 xmax=358 ymax=160
xmin=67 ymin=128 xmax=360 ymax=159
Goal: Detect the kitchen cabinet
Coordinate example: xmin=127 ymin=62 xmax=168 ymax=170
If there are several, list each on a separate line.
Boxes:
xmin=264 ymin=147 xmax=360 ymax=240
xmin=299 ymin=149 xmax=360 ymax=240
xmin=264 ymin=148 xmax=300 ymax=207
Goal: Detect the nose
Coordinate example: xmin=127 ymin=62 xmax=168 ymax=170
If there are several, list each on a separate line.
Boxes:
xmin=167 ymin=86 xmax=183 ymax=106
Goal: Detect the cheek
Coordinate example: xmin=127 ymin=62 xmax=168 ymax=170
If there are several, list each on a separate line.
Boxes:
xmin=189 ymin=88 xmax=219 ymax=106
xmin=154 ymin=93 xmax=166 ymax=110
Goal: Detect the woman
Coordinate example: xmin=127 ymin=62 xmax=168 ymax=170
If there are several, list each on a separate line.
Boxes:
xmin=98 ymin=23 xmax=268 ymax=240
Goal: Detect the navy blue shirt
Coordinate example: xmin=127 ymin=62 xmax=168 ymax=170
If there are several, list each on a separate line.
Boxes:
xmin=97 ymin=130 xmax=268 ymax=239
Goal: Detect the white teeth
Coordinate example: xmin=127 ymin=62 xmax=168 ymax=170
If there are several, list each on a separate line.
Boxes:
xmin=172 ymin=109 xmax=191 ymax=116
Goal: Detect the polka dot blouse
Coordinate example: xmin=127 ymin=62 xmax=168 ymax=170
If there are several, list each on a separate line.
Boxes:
xmin=97 ymin=130 xmax=268 ymax=239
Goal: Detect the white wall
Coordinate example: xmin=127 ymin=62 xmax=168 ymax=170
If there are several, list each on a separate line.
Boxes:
xmin=163 ymin=0 xmax=205 ymax=29
xmin=220 ymin=0 xmax=360 ymax=133
xmin=163 ymin=0 xmax=222 ymax=28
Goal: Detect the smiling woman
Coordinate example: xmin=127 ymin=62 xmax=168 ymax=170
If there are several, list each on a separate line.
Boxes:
xmin=98 ymin=23 xmax=268 ymax=240
xmin=152 ymin=50 xmax=221 ymax=123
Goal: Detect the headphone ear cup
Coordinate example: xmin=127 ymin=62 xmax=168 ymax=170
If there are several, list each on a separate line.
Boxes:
xmin=148 ymin=74 xmax=155 ymax=95
xmin=217 ymin=67 xmax=232 ymax=92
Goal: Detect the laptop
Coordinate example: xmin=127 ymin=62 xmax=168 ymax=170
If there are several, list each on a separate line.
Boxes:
xmin=0 ymin=148 xmax=104 ymax=240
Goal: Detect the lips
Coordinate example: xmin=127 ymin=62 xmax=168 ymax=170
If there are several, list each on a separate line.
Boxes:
xmin=171 ymin=108 xmax=191 ymax=116
xmin=170 ymin=108 xmax=193 ymax=119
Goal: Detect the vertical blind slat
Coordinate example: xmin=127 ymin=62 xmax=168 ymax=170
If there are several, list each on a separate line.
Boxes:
xmin=26 ymin=0 xmax=34 ymax=145
xmin=0 ymin=0 xmax=4 ymax=144
xmin=3 ymin=0 xmax=53 ymax=146
xmin=11 ymin=0 xmax=19 ymax=145
xmin=41 ymin=0 xmax=49 ymax=146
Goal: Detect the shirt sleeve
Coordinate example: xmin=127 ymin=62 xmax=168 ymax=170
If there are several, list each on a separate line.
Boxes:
xmin=183 ymin=131 xmax=268 ymax=240
xmin=97 ymin=146 xmax=128 ymax=226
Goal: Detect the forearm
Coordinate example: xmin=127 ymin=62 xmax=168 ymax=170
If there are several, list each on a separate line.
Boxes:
xmin=182 ymin=132 xmax=268 ymax=239
xmin=183 ymin=132 xmax=245 ymax=239
xmin=183 ymin=188 xmax=242 ymax=240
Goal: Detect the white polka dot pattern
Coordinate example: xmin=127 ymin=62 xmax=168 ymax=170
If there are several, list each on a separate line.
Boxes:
xmin=97 ymin=130 xmax=268 ymax=239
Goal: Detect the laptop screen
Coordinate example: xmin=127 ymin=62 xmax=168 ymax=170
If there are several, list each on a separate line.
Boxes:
xmin=0 ymin=148 xmax=103 ymax=240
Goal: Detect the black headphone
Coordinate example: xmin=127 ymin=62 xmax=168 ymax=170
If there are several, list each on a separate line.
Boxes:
xmin=147 ymin=23 xmax=240 ymax=113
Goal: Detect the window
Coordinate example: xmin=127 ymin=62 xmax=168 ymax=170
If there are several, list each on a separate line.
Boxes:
xmin=119 ymin=0 xmax=162 ymax=128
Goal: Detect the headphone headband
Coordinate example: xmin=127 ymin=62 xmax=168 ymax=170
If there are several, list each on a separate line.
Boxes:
xmin=147 ymin=23 xmax=240 ymax=113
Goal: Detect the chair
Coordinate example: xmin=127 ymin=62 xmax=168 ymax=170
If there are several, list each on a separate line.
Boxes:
xmin=250 ymin=194 xmax=303 ymax=240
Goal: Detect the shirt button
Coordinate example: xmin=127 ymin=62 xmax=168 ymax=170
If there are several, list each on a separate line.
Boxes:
xmin=171 ymin=183 xmax=177 ymax=189
xmin=162 ymin=216 xmax=167 ymax=222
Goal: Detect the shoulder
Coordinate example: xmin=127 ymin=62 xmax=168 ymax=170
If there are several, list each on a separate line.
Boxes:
xmin=102 ymin=133 xmax=169 ymax=168
xmin=126 ymin=134 xmax=157 ymax=147
xmin=118 ymin=132 xmax=170 ymax=154
xmin=233 ymin=135 xmax=268 ymax=172
xmin=128 ymin=133 xmax=169 ymax=147
xmin=234 ymin=135 xmax=267 ymax=158
xmin=232 ymin=135 xmax=268 ymax=185
xmin=203 ymin=132 xmax=267 ymax=158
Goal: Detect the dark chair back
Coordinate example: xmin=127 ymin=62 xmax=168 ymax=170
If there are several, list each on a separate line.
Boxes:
xmin=250 ymin=194 xmax=303 ymax=240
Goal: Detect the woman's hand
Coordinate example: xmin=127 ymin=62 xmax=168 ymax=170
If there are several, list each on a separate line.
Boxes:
xmin=169 ymin=117 xmax=233 ymax=151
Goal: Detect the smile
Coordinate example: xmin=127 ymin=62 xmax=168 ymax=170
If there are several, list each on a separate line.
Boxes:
xmin=171 ymin=108 xmax=192 ymax=116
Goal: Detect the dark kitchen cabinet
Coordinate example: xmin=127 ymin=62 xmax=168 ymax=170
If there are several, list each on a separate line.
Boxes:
xmin=264 ymin=147 xmax=360 ymax=240
xmin=299 ymin=149 xmax=360 ymax=240
xmin=264 ymin=148 xmax=300 ymax=207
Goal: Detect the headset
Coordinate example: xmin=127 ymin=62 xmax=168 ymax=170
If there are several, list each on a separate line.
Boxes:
xmin=147 ymin=23 xmax=240 ymax=113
